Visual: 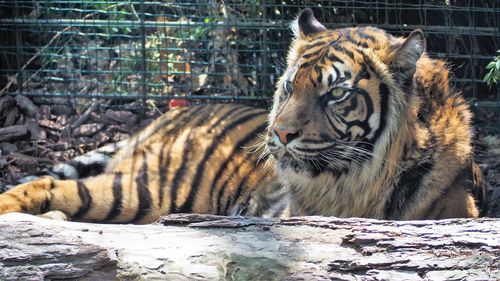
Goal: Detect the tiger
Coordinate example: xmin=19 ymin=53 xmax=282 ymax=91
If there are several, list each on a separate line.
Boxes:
xmin=0 ymin=8 xmax=487 ymax=222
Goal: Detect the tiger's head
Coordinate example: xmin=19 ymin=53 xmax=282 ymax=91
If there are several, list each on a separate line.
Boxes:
xmin=267 ymin=8 xmax=425 ymax=177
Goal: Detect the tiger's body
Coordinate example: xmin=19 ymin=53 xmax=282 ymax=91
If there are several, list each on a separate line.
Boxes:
xmin=0 ymin=105 xmax=284 ymax=223
xmin=0 ymin=9 xmax=486 ymax=222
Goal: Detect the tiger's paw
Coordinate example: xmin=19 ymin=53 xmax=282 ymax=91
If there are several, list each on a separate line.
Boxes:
xmin=0 ymin=193 xmax=25 ymax=215
xmin=38 ymin=210 xmax=70 ymax=221
xmin=0 ymin=176 xmax=55 ymax=216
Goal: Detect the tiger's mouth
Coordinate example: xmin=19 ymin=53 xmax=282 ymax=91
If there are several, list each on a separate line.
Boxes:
xmin=269 ymin=140 xmax=358 ymax=177
xmin=275 ymin=151 xmax=333 ymax=177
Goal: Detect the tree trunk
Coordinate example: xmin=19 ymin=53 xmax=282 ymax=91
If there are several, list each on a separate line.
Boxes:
xmin=0 ymin=213 xmax=498 ymax=281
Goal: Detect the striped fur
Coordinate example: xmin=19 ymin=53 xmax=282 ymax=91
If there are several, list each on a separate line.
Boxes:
xmin=0 ymin=104 xmax=281 ymax=223
xmin=0 ymin=9 xmax=487 ymax=222
xmin=265 ymin=9 xmax=486 ymax=219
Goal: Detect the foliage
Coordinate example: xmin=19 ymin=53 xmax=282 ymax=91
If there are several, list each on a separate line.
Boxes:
xmin=484 ymin=51 xmax=500 ymax=88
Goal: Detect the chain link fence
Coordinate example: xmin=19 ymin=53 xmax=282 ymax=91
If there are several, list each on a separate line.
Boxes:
xmin=0 ymin=1 xmax=499 ymax=109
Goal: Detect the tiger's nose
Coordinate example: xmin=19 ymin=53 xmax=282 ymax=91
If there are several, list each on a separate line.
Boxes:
xmin=273 ymin=126 xmax=302 ymax=145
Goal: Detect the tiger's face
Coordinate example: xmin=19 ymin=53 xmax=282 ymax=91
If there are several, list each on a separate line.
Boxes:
xmin=267 ymin=9 xmax=424 ymax=177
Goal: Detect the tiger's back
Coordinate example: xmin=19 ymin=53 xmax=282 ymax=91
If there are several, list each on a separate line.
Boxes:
xmin=0 ymin=104 xmax=277 ymax=223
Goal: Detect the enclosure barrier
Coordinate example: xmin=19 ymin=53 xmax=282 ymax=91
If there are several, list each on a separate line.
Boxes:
xmin=0 ymin=0 xmax=498 ymax=109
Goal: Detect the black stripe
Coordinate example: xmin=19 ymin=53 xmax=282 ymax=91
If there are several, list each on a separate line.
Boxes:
xmin=325 ymin=113 xmax=345 ymax=138
xmin=344 ymin=71 xmax=352 ymax=80
xmin=169 ymin=132 xmax=193 ymax=213
xmin=360 ymin=42 xmax=369 ymax=48
xmin=332 ymin=65 xmax=341 ymax=84
xmin=168 ymin=107 xmax=214 ymax=213
xmin=434 ymin=205 xmax=449 ymax=219
xmin=332 ymin=44 xmax=355 ymax=60
xmin=161 ymin=106 xmax=201 ymax=136
xmin=40 ymin=194 xmax=51 ymax=214
xmin=49 ymin=179 xmax=56 ymax=190
xmin=372 ymin=83 xmax=389 ymax=143
xmin=339 ymin=95 xmax=358 ymax=116
xmin=310 ymin=77 xmax=318 ymax=88
xmin=303 ymin=40 xmax=328 ymax=52
xmin=66 ymin=160 xmax=107 ymax=178
xmin=222 ymin=174 xmax=250 ymax=215
xmin=342 ymin=36 xmax=363 ymax=47
xmin=293 ymin=144 xmax=336 ymax=153
xmin=157 ymin=141 xmax=169 ymax=209
xmin=40 ymin=201 xmax=50 ymax=213
xmin=178 ymin=111 xmax=267 ymax=213
xmin=327 ymin=74 xmax=333 ymax=86
xmin=214 ymin=123 xmax=268 ymax=214
xmin=131 ymin=154 xmax=152 ymax=223
xmin=315 ymin=65 xmax=323 ymax=84
xmin=422 ymin=184 xmax=454 ymax=219
xmin=361 ymin=52 xmax=381 ymax=80
xmin=73 ymin=181 xmax=92 ymax=219
xmin=356 ymin=28 xmax=377 ymax=42
xmin=384 ymin=160 xmax=434 ymax=219
xmin=327 ymin=52 xmax=344 ymax=64
xmin=353 ymin=64 xmax=371 ymax=86
xmin=309 ymin=32 xmax=335 ymax=42
xmin=105 ymin=172 xmax=123 ymax=221
xmin=300 ymin=47 xmax=330 ymax=69
xmin=423 ymin=197 xmax=441 ymax=219
xmin=158 ymin=107 xmax=209 ymax=210
xmin=207 ymin=105 xmax=253 ymax=133
xmin=302 ymin=49 xmax=323 ymax=59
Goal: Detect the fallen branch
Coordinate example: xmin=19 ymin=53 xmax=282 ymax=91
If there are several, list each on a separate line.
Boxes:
xmin=0 ymin=125 xmax=28 ymax=142
xmin=15 ymin=94 xmax=38 ymax=117
xmin=0 ymin=213 xmax=498 ymax=280
xmin=8 ymin=152 xmax=53 ymax=165
xmin=70 ymin=102 xmax=99 ymax=130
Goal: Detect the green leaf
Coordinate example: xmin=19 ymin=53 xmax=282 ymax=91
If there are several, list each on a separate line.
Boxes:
xmin=496 ymin=59 xmax=500 ymax=70
xmin=486 ymin=61 xmax=496 ymax=69
xmin=483 ymin=71 xmax=491 ymax=82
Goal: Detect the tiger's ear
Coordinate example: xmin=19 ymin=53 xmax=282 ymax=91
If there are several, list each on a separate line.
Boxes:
xmin=291 ymin=8 xmax=327 ymax=38
xmin=389 ymin=30 xmax=425 ymax=87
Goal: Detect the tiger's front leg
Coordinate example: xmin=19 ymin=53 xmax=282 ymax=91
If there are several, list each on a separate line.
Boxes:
xmin=0 ymin=173 xmax=164 ymax=224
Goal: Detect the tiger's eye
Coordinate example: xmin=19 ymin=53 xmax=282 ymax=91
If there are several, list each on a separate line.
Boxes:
xmin=284 ymin=80 xmax=293 ymax=95
xmin=331 ymin=88 xmax=344 ymax=97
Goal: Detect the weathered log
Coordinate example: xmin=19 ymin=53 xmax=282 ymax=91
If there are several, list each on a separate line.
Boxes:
xmin=3 ymin=107 xmax=19 ymax=127
xmin=70 ymin=102 xmax=98 ymax=130
xmin=15 ymin=95 xmax=38 ymax=118
xmin=8 ymin=152 xmax=53 ymax=165
xmin=0 ymin=213 xmax=498 ymax=281
xmin=25 ymin=118 xmax=46 ymax=141
xmin=0 ymin=125 xmax=28 ymax=142
xmin=72 ymin=123 xmax=104 ymax=137
xmin=37 ymin=119 xmax=64 ymax=131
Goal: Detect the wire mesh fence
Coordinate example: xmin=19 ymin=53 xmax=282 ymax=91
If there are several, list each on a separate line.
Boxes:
xmin=0 ymin=0 xmax=499 ymax=109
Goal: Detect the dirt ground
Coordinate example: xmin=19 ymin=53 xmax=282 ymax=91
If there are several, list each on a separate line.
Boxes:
xmin=0 ymin=95 xmax=499 ymax=217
